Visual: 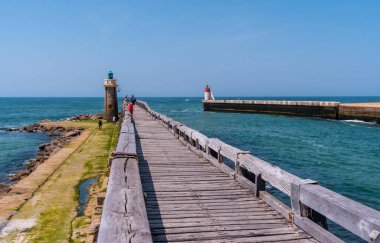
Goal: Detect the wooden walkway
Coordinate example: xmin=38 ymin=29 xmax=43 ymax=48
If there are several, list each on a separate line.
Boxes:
xmin=133 ymin=106 xmax=317 ymax=243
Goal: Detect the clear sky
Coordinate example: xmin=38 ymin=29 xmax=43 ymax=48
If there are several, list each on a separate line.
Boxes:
xmin=0 ymin=0 xmax=379 ymax=97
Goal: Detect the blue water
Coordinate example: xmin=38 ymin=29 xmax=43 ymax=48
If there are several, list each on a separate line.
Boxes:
xmin=0 ymin=97 xmax=107 ymax=183
xmin=0 ymin=97 xmax=379 ymax=242
xmin=77 ymin=177 xmax=98 ymax=215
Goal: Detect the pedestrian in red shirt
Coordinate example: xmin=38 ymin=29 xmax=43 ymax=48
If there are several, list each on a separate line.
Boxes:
xmin=128 ymin=102 xmax=134 ymax=116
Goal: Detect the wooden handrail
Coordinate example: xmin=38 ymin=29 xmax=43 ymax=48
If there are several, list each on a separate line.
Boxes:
xmin=98 ymin=101 xmax=153 ymax=243
xmin=137 ymin=100 xmax=380 ymax=243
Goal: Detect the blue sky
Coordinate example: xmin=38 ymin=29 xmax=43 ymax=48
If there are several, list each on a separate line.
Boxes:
xmin=0 ymin=0 xmax=379 ymax=97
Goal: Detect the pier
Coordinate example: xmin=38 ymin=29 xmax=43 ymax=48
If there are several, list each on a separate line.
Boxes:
xmin=203 ymin=99 xmax=380 ymax=123
xmin=98 ymin=100 xmax=380 ymax=243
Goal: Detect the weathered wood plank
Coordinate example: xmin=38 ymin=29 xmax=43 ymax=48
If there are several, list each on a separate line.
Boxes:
xmin=149 ymin=222 xmax=288 ymax=235
xmin=177 ymin=233 xmax=314 ymax=243
xmin=149 ymin=218 xmax=290 ymax=229
xmin=98 ymin=104 xmax=152 ymax=243
xmin=133 ymin=103 xmax=318 ymax=243
xmin=300 ymin=183 xmax=380 ymax=242
xmin=239 ymin=153 xmax=302 ymax=196
xmin=152 ymin=227 xmax=304 ymax=242
xmin=98 ymin=158 xmax=129 ymax=243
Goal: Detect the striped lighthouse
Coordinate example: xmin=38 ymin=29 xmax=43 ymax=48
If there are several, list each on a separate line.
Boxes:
xmin=204 ymin=85 xmax=214 ymax=100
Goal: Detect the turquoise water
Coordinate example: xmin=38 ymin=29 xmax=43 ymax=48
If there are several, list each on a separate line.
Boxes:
xmin=0 ymin=97 xmax=379 ymax=241
xmin=0 ymin=98 xmax=105 ymax=182
xmin=77 ymin=177 xmax=98 ymax=215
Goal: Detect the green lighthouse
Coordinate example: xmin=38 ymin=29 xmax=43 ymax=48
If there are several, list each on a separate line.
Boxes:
xmin=107 ymin=70 xmax=113 ymax=79
xmin=103 ymin=70 xmax=118 ymax=122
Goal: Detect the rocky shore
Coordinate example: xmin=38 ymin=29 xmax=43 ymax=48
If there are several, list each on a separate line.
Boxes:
xmin=0 ymin=114 xmax=104 ymax=197
xmin=11 ymin=123 xmax=84 ymax=182
xmin=70 ymin=114 xmax=103 ymax=121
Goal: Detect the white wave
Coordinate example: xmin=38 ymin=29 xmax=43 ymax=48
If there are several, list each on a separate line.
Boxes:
xmin=341 ymin=120 xmax=377 ymax=125
xmin=0 ymin=126 xmax=20 ymax=131
xmin=301 ymin=139 xmax=326 ymax=149
xmin=170 ymin=109 xmax=202 ymax=113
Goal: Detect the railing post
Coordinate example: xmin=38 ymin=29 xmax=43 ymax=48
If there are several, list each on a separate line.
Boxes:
xmin=195 ymin=139 xmax=200 ymax=150
xmin=174 ymin=126 xmax=179 ymax=139
xmin=291 ymin=179 xmax=328 ymax=229
xmin=217 ymin=148 xmax=223 ymax=163
xmin=369 ymin=230 xmax=380 ymax=243
xmin=236 ymin=152 xmax=250 ymax=177
xmin=206 ymin=144 xmax=210 ymax=159
xmin=255 ymin=174 xmax=265 ymax=197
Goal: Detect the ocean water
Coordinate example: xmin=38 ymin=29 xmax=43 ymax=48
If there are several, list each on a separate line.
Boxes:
xmin=0 ymin=97 xmax=105 ymax=182
xmin=0 ymin=97 xmax=379 ymax=241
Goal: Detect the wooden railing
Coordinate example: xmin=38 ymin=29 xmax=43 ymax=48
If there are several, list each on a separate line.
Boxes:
xmin=137 ymin=100 xmax=380 ymax=243
xmin=98 ymin=101 xmax=152 ymax=243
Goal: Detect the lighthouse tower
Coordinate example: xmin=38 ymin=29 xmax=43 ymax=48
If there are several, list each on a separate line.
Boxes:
xmin=204 ymin=85 xmax=215 ymax=100
xmin=104 ymin=70 xmax=119 ymax=122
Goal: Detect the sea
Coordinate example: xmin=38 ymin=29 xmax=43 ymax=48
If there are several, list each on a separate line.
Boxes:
xmin=0 ymin=96 xmax=379 ymax=242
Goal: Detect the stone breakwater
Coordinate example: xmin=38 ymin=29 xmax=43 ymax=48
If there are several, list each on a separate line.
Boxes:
xmin=70 ymin=114 xmax=103 ymax=121
xmin=0 ymin=119 xmax=91 ymax=196
xmin=10 ymin=123 xmax=84 ymax=182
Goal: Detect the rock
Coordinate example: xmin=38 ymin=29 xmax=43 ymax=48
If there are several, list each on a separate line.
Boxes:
xmin=71 ymin=113 xmax=103 ymax=121
xmin=5 ymin=128 xmax=19 ymax=132
xmin=62 ymin=130 xmax=81 ymax=138
xmin=11 ymin=170 xmax=30 ymax=181
xmin=41 ymin=119 xmax=52 ymax=123
xmin=0 ymin=183 xmax=10 ymax=194
xmin=89 ymin=223 xmax=100 ymax=233
xmin=48 ymin=130 xmax=62 ymax=136
xmin=27 ymin=160 xmax=37 ymax=170
xmin=9 ymin=120 xmax=86 ymax=183
xmin=39 ymin=143 xmax=49 ymax=150
xmin=23 ymin=125 xmax=36 ymax=132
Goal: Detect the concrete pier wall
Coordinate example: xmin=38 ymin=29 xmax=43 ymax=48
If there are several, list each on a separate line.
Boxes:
xmin=203 ymin=100 xmax=340 ymax=119
xmin=339 ymin=103 xmax=380 ymax=122
xmin=203 ymin=100 xmax=380 ymax=123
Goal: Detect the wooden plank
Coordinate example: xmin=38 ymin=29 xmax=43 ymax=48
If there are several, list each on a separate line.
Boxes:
xmin=239 ymin=153 xmax=302 ymax=196
xmin=147 ymin=207 xmax=273 ymax=215
xmin=191 ymin=131 xmax=209 ymax=148
xmin=152 ymin=227 xmax=304 ymax=242
xmin=149 ymin=219 xmax=289 ymax=229
xmin=146 ymin=202 xmax=268 ymax=211
xmin=259 ymin=191 xmax=291 ymax=220
xmin=300 ymin=183 xmax=380 ymax=242
xmin=177 ymin=233 xmax=314 ymax=243
xmin=98 ymin=158 xmax=129 ymax=243
xmin=149 ymin=223 xmax=288 ymax=235
xmin=145 ymin=198 xmax=259 ymax=205
xmin=148 ymin=214 xmax=284 ymax=225
xmin=124 ymin=157 xmax=152 ymax=243
xmin=294 ymin=215 xmax=344 ymax=243
xmin=145 ymin=189 xmax=250 ymax=196
xmin=98 ymin=103 xmax=152 ymax=243
xmin=146 ymin=202 xmax=268 ymax=210
xmin=147 ymin=211 xmax=278 ymax=220
xmin=132 ymin=104 xmax=319 ymax=243
xmin=145 ymin=194 xmax=255 ymax=201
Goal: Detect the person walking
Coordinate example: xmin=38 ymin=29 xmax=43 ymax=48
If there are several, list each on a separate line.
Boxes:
xmin=98 ymin=119 xmax=103 ymax=130
xmin=128 ymin=102 xmax=134 ymax=117
xmin=131 ymin=95 xmax=136 ymax=105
